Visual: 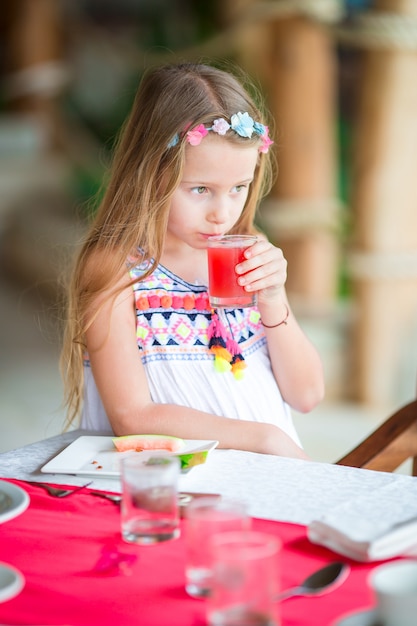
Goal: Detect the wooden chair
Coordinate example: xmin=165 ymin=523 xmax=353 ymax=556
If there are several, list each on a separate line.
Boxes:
xmin=336 ymin=399 xmax=417 ymax=476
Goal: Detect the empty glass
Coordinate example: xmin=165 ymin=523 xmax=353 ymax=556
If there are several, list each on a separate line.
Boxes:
xmin=121 ymin=455 xmax=180 ymax=544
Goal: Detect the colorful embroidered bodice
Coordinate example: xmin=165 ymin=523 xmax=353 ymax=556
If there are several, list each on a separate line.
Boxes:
xmin=129 ymin=261 xmax=266 ymax=373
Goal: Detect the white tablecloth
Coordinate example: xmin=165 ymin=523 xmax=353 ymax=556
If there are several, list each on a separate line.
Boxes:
xmin=1 ymin=429 xmax=415 ymax=526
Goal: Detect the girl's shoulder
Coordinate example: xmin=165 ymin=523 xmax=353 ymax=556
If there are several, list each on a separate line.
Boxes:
xmin=81 ymin=246 xmax=135 ymax=300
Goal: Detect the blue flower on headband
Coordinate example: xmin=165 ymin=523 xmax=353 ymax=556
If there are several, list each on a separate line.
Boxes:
xmin=230 ymin=112 xmax=255 ymax=138
xmin=167 ymin=134 xmax=180 ymax=148
xmin=253 ymin=121 xmax=266 ymax=136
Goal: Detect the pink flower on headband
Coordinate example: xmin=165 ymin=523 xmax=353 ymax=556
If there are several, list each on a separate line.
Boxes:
xmin=253 ymin=122 xmax=273 ymax=154
xmin=186 ymin=124 xmax=209 ymax=146
xmin=211 ymin=118 xmax=231 ymax=136
xmin=259 ymin=127 xmax=273 ymax=154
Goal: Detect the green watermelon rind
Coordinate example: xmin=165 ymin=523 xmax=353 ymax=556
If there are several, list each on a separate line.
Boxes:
xmin=178 ymin=450 xmax=209 ymax=469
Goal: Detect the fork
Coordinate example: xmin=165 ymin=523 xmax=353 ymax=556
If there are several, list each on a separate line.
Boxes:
xmin=30 ymin=481 xmax=93 ymax=498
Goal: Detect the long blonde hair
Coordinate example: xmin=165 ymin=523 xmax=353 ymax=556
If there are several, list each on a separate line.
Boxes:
xmin=61 ymin=61 xmax=275 ymax=427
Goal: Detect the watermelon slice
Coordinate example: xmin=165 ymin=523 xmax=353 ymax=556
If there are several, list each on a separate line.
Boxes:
xmin=112 ymin=434 xmax=185 ymax=453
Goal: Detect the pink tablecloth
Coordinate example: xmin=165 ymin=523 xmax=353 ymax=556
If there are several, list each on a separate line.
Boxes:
xmin=0 ymin=479 xmax=378 ymax=626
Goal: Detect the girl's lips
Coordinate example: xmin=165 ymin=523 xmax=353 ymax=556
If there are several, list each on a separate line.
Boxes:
xmin=200 ymin=233 xmax=223 ymax=239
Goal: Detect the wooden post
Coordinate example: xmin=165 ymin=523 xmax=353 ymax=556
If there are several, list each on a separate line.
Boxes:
xmin=349 ymin=0 xmax=417 ymax=407
xmin=239 ymin=14 xmax=340 ymax=311
xmin=6 ymin=0 xmax=64 ymax=148
xmin=269 ymin=16 xmax=338 ymax=309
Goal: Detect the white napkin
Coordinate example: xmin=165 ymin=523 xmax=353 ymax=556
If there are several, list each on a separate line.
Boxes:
xmin=308 ymin=480 xmax=417 ymax=561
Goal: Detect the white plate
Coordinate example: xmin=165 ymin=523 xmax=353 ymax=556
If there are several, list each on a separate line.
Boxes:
xmin=0 ymin=562 xmax=25 ymax=603
xmin=333 ymin=609 xmax=380 ymax=626
xmin=0 ymin=481 xmax=30 ymax=524
xmin=41 ymin=436 xmax=219 ymax=477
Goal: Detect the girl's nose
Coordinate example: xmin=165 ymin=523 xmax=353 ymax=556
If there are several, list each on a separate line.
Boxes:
xmin=207 ymin=202 xmax=229 ymax=225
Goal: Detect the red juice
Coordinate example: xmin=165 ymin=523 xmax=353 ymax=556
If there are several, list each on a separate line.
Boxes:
xmin=207 ymin=236 xmax=257 ymax=308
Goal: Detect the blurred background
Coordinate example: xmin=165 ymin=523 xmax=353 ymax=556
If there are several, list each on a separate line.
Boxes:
xmin=1 ymin=0 xmax=416 ymax=462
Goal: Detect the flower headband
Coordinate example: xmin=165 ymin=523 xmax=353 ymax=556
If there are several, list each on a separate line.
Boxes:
xmin=167 ymin=111 xmax=273 ymax=154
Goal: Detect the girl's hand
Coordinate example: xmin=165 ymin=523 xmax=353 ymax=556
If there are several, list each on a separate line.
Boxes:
xmin=235 ymin=238 xmax=287 ymax=303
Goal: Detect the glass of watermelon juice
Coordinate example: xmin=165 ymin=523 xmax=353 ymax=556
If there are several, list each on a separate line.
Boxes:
xmin=207 ymin=235 xmax=257 ymax=308
xmin=121 ymin=455 xmax=180 ymax=544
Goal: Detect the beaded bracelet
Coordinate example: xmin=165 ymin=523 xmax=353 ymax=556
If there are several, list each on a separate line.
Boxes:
xmin=261 ymin=304 xmax=290 ymax=328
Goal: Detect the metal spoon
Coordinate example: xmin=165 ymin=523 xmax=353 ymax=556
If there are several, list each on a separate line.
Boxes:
xmin=274 ymin=561 xmax=349 ymax=602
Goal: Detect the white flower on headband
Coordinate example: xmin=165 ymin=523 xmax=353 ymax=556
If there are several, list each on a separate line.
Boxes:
xmin=230 ymin=112 xmax=255 ymax=138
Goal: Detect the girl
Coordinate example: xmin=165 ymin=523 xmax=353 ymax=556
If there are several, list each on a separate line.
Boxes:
xmin=61 ymin=62 xmax=324 ymax=459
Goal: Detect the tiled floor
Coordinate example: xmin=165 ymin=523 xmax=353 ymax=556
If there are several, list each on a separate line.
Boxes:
xmin=0 ymin=274 xmax=397 ymax=467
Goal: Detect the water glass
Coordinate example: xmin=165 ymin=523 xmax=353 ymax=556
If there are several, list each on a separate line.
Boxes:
xmin=207 ymin=235 xmax=257 ymax=308
xmin=185 ymin=496 xmax=250 ymax=598
xmin=207 ymin=530 xmax=280 ymax=626
xmin=121 ymin=455 xmax=180 ymax=544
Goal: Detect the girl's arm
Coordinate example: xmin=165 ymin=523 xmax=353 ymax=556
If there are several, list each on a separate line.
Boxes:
xmin=236 ymin=238 xmax=325 ymax=413
xmin=85 ymin=273 xmax=309 ymax=460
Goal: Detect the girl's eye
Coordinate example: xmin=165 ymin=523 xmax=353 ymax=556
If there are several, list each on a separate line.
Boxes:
xmin=233 ymin=184 xmax=247 ymax=193
xmin=191 ymin=186 xmax=207 ymax=195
